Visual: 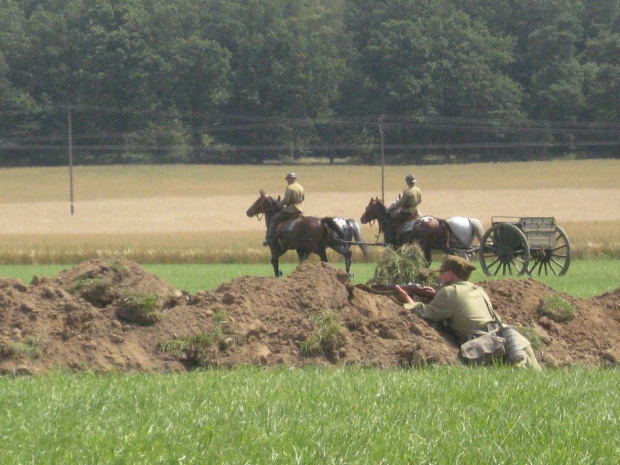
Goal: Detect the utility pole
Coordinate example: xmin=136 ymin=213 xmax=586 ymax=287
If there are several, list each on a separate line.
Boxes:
xmin=379 ymin=115 xmax=386 ymax=203
xmin=68 ymin=106 xmax=74 ymax=215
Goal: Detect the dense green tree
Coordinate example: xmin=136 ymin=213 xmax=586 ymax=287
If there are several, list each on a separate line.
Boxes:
xmin=213 ymin=0 xmax=349 ymax=162
xmin=0 ymin=0 xmax=47 ymax=166
xmin=342 ymin=0 xmax=525 ymax=161
xmin=581 ymin=31 xmax=620 ymax=122
xmin=526 ymin=14 xmax=585 ymax=121
xmin=1 ymin=0 xmax=618 ymax=165
xmin=143 ymin=0 xmax=232 ymax=162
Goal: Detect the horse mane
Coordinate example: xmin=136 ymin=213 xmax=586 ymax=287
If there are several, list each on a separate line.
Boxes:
xmin=375 ymin=198 xmax=389 ymax=215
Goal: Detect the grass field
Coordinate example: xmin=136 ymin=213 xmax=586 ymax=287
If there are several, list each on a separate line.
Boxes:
xmin=0 ymin=160 xmax=619 ymax=263
xmin=2 ymin=368 xmax=619 ymax=463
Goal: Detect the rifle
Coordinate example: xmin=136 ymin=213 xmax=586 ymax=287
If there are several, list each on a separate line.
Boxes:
xmin=354 ymin=283 xmax=437 ymax=300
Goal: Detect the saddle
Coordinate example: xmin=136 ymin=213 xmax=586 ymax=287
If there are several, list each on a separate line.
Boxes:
xmin=275 ymin=212 xmax=302 ymax=233
xmin=391 ymin=212 xmax=419 ymax=233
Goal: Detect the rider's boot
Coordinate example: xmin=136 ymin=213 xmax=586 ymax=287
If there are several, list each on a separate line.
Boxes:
xmin=264 ymin=224 xmax=276 ymax=246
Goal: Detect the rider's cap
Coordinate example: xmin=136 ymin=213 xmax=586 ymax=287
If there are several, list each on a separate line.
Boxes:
xmin=405 ymin=174 xmax=416 ymax=182
xmin=430 ymin=255 xmax=476 ymax=278
xmin=285 ymin=172 xmax=297 ymax=179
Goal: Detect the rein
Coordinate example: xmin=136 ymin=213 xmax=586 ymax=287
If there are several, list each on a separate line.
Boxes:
xmin=252 ymin=196 xmax=279 ymax=222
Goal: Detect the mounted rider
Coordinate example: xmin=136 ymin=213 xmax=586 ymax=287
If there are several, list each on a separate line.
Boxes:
xmin=263 ymin=172 xmax=305 ymax=246
xmin=385 ymin=173 xmax=421 ymax=244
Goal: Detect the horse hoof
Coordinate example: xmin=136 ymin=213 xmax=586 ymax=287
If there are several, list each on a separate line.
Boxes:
xmin=277 ymin=271 xmax=283 ymax=277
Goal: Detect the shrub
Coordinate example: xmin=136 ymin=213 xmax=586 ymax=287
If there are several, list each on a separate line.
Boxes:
xmin=368 ymin=243 xmax=436 ymax=286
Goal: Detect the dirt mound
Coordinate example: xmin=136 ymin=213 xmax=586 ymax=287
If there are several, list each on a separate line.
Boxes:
xmin=1 ymin=259 xmax=618 ymax=374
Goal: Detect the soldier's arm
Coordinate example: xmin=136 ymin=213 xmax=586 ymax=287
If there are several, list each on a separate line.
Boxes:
xmin=278 ymin=188 xmax=292 ymax=207
xmin=390 ymin=190 xmax=408 ymax=210
xmin=412 ymin=288 xmax=454 ymax=322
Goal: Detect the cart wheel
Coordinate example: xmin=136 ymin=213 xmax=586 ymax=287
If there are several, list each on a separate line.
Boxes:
xmin=528 ymin=225 xmax=572 ymax=276
xmin=479 ymin=223 xmax=530 ymax=276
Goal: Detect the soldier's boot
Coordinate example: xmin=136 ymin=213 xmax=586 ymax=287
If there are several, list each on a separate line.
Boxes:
xmin=264 ymin=224 xmax=277 ymax=246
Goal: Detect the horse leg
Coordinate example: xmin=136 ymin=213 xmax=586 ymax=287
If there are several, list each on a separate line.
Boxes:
xmin=296 ymin=249 xmax=308 ymax=263
xmin=318 ymin=247 xmax=328 ymax=263
xmin=423 ymin=246 xmax=432 ymax=266
xmin=271 ymin=249 xmax=284 ymax=277
xmin=330 ymin=244 xmax=353 ymax=276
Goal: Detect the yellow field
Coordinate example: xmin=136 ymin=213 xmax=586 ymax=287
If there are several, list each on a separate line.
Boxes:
xmin=0 ymin=160 xmax=618 ymax=263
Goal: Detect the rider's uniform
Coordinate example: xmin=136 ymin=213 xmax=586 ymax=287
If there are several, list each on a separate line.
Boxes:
xmin=391 ymin=185 xmax=421 ymax=216
xmin=266 ymin=181 xmax=304 ymax=244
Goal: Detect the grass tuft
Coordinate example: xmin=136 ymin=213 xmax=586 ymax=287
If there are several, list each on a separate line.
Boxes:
xmin=157 ymin=313 xmax=235 ymax=366
xmin=1 ymin=337 xmax=43 ymax=360
xmin=157 ymin=334 xmax=216 ymax=355
xmin=69 ymin=276 xmax=103 ymax=292
xmin=300 ymin=310 xmax=345 ymax=357
xmin=538 ymin=292 xmax=579 ymax=322
xmin=515 ymin=326 xmax=545 ymax=350
xmin=116 ymin=293 xmax=161 ymax=325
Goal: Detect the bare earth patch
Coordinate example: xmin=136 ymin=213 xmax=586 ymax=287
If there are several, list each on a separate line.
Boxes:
xmin=1 ymin=259 xmax=619 ymax=375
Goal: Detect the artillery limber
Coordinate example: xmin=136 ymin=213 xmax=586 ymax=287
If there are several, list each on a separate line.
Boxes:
xmin=479 ymin=216 xmax=571 ymax=276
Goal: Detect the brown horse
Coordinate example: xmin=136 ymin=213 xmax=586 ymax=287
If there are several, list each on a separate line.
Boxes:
xmin=246 ymin=190 xmax=368 ymax=277
xmin=360 ymin=197 xmax=453 ymax=263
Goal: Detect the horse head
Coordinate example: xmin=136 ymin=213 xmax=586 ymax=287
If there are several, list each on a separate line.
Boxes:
xmin=246 ymin=190 xmax=278 ymax=218
xmin=360 ymin=197 xmax=386 ymax=225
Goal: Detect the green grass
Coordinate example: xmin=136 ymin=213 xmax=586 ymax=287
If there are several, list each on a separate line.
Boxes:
xmin=0 ymin=367 xmax=618 ymax=464
xmin=0 ymin=259 xmax=617 ymax=298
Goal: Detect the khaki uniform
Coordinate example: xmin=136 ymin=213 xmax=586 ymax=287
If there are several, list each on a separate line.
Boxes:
xmin=392 ymin=185 xmax=421 ymax=214
xmin=409 ymin=281 xmax=496 ymax=341
xmin=408 ymin=281 xmax=541 ymax=370
xmin=278 ymin=181 xmax=304 ymax=213
xmin=266 ymin=181 xmax=305 ymax=245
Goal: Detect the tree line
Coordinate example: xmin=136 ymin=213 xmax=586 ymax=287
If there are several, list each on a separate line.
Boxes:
xmin=1 ymin=0 xmax=619 ymax=166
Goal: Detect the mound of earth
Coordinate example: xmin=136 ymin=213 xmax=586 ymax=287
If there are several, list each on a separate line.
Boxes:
xmin=0 ymin=259 xmax=618 ymax=375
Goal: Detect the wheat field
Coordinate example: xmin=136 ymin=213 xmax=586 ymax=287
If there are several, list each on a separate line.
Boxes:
xmin=0 ymin=160 xmax=618 ymax=263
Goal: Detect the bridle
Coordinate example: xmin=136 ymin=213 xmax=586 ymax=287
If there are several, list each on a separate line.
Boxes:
xmin=250 ymin=195 xmax=277 ymax=222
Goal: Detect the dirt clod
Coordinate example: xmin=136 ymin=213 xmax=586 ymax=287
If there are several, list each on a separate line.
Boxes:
xmin=1 ymin=259 xmax=619 ymax=374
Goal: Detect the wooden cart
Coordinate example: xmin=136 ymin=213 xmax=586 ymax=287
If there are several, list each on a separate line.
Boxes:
xmin=478 ymin=216 xmax=572 ymax=276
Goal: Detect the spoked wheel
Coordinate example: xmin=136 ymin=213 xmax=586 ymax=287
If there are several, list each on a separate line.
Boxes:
xmin=528 ymin=226 xmax=572 ymax=276
xmin=479 ymin=223 xmax=530 ymax=276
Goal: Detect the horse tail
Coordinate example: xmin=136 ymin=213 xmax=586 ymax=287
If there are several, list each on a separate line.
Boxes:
xmin=469 ymin=218 xmax=484 ymax=243
xmin=348 ymin=219 xmax=371 ymax=261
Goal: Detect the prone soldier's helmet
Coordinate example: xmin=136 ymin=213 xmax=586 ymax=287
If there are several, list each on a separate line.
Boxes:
xmin=430 ymin=255 xmax=476 ymax=280
xmin=285 ymin=172 xmax=297 ymax=180
xmin=405 ymin=174 xmax=416 ymax=183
